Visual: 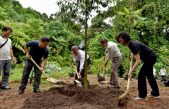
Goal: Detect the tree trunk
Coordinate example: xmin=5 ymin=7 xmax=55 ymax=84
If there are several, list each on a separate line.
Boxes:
xmin=84 ymin=0 xmax=89 ymax=89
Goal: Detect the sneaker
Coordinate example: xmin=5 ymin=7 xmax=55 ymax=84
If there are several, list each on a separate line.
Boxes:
xmin=147 ymin=94 xmax=160 ymax=99
xmin=18 ymin=89 xmax=24 ymax=95
xmin=134 ymin=96 xmax=144 ymax=101
xmin=33 ymin=89 xmax=41 ymax=93
xmin=0 ymin=86 xmax=11 ymax=90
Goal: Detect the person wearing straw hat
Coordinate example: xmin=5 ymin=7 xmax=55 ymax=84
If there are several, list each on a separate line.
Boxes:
xmin=18 ymin=37 xmax=50 ymax=94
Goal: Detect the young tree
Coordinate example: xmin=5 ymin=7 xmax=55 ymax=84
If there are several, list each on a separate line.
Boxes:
xmin=57 ymin=0 xmax=112 ymax=89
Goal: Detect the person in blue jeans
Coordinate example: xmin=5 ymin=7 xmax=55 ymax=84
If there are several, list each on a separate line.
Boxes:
xmin=116 ymin=32 xmax=160 ymax=100
xmin=0 ymin=27 xmax=16 ymax=90
xmin=18 ymin=37 xmax=50 ymax=94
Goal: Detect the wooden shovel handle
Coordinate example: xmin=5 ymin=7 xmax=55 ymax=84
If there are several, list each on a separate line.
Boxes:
xmin=27 ymin=56 xmax=49 ymax=78
xmin=73 ymin=65 xmax=81 ymax=79
xmin=119 ymin=53 xmax=133 ymax=100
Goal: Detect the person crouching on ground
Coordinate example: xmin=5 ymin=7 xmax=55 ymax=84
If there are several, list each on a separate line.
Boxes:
xmin=18 ymin=37 xmax=50 ymax=94
xmin=71 ymin=46 xmax=90 ymax=85
xmin=116 ymin=32 xmax=160 ymax=100
xmin=100 ymin=39 xmax=122 ymax=89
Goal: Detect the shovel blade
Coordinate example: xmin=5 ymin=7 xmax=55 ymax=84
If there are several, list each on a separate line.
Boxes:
xmin=97 ymin=73 xmax=106 ymax=82
xmin=46 ymin=78 xmax=59 ymax=83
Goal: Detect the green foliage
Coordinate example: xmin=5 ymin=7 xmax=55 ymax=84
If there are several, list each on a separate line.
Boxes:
xmin=1 ymin=0 xmax=169 ymax=78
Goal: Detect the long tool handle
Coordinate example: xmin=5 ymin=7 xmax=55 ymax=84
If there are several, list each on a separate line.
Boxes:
xmin=27 ymin=56 xmax=50 ymax=79
xmin=127 ymin=54 xmax=133 ymax=90
xmin=73 ymin=65 xmax=81 ymax=79
xmin=119 ymin=54 xmax=133 ymax=99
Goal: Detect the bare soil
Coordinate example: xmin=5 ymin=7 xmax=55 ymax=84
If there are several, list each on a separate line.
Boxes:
xmin=0 ymin=75 xmax=169 ymax=109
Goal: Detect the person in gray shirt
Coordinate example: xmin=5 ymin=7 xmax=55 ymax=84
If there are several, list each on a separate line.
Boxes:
xmin=100 ymin=39 xmax=122 ymax=88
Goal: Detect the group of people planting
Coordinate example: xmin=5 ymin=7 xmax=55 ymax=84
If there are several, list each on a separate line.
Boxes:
xmin=0 ymin=26 xmax=166 ymax=100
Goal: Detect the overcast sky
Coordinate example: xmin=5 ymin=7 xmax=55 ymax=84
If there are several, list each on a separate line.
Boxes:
xmin=16 ymin=0 xmax=112 ymax=26
xmin=17 ymin=0 xmax=59 ymax=16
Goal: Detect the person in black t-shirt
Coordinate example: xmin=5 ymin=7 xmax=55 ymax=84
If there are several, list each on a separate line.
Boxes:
xmin=18 ymin=37 xmax=50 ymax=95
xmin=116 ymin=32 xmax=160 ymax=100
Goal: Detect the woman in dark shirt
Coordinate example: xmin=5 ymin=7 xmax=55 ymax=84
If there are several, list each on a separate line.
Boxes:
xmin=116 ymin=32 xmax=160 ymax=100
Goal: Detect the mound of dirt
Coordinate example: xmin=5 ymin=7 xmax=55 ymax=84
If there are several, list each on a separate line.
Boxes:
xmin=21 ymin=84 xmax=128 ymax=109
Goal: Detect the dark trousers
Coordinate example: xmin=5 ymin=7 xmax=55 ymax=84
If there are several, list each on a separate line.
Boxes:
xmin=110 ymin=56 xmax=122 ymax=87
xmin=138 ymin=55 xmax=160 ymax=98
xmin=19 ymin=59 xmax=41 ymax=90
xmin=0 ymin=60 xmax=11 ymax=87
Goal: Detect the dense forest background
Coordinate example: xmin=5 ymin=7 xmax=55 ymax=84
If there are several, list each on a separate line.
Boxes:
xmin=1 ymin=0 xmax=169 ymax=77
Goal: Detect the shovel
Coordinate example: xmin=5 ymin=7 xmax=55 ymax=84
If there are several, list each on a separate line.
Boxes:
xmin=73 ymin=65 xmax=83 ymax=84
xmin=97 ymin=65 xmax=106 ymax=83
xmin=73 ymin=65 xmax=90 ymax=86
xmin=118 ymin=55 xmax=133 ymax=104
xmin=98 ymin=52 xmax=109 ymax=83
xmin=27 ymin=56 xmax=60 ymax=84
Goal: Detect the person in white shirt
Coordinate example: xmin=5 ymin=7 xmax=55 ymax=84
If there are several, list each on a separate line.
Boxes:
xmin=100 ymin=39 xmax=122 ymax=88
xmin=0 ymin=27 xmax=16 ymax=89
xmin=71 ymin=46 xmax=90 ymax=85
xmin=159 ymin=68 xmax=167 ymax=81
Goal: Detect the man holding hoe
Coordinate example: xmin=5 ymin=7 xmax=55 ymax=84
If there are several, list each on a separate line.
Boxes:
xmin=100 ymin=39 xmax=122 ymax=88
xmin=116 ymin=32 xmax=160 ymax=100
xmin=18 ymin=37 xmax=50 ymax=94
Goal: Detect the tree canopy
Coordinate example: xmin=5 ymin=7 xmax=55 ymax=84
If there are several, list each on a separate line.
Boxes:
xmin=0 ymin=0 xmax=169 ymax=76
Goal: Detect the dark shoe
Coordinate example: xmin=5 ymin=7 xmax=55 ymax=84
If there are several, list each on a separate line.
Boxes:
xmin=1 ymin=86 xmax=11 ymax=90
xmin=33 ymin=89 xmax=41 ymax=93
xmin=18 ymin=89 xmax=24 ymax=95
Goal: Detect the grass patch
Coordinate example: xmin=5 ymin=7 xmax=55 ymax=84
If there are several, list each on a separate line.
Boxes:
xmin=0 ymin=65 xmax=72 ymax=85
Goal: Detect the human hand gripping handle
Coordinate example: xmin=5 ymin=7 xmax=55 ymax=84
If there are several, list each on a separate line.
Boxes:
xmin=26 ymin=55 xmax=44 ymax=73
xmin=26 ymin=53 xmax=32 ymax=59
xmin=73 ymin=65 xmax=81 ymax=79
xmin=77 ymin=70 xmax=82 ymax=79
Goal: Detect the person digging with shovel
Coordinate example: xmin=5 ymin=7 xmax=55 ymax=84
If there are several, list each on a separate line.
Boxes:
xmin=18 ymin=37 xmax=50 ymax=95
xmin=116 ymin=32 xmax=160 ymax=100
xmin=100 ymin=39 xmax=122 ymax=89
xmin=71 ymin=46 xmax=90 ymax=86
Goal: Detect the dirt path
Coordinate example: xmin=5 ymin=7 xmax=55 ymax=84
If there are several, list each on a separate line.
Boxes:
xmin=0 ymin=75 xmax=169 ymax=109
xmin=124 ymin=79 xmax=169 ymax=109
xmin=0 ymin=84 xmax=32 ymax=109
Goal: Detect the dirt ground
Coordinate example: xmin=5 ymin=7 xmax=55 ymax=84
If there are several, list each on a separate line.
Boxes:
xmin=0 ymin=75 xmax=169 ymax=109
